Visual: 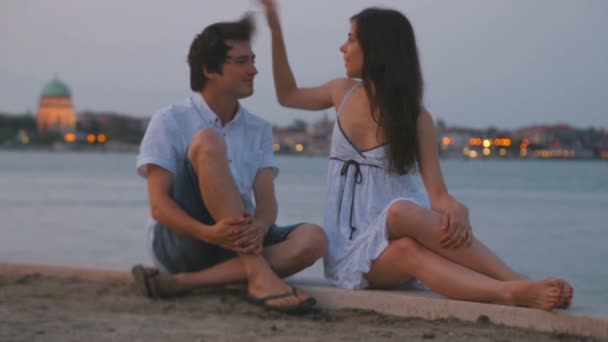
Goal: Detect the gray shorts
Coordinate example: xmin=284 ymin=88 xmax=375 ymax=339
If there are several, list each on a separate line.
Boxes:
xmin=151 ymin=156 xmax=301 ymax=274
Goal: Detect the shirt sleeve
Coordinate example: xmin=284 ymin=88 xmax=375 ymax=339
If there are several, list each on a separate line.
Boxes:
xmin=136 ymin=110 xmax=179 ymax=178
xmin=259 ymin=122 xmax=279 ymax=179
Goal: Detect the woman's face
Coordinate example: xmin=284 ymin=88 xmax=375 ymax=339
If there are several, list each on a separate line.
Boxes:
xmin=340 ymin=21 xmax=364 ymax=78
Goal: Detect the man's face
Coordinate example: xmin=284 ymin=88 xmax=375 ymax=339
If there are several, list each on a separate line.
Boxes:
xmin=213 ymin=40 xmax=258 ymax=99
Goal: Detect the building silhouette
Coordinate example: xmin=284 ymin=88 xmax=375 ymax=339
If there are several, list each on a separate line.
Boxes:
xmin=36 ymin=78 xmax=76 ymax=132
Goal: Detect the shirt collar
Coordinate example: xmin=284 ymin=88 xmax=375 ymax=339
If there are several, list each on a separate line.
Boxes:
xmin=191 ymin=93 xmax=244 ymax=127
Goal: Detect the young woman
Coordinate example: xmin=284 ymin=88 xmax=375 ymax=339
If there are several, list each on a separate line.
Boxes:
xmin=259 ymin=0 xmax=572 ymax=310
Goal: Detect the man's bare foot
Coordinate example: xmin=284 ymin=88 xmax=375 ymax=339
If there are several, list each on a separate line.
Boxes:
xmin=502 ymin=278 xmax=563 ymax=311
xmin=248 ymin=270 xmax=313 ymax=310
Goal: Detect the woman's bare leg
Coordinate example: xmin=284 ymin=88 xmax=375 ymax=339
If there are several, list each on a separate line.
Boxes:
xmin=386 ymin=200 xmax=525 ymax=281
xmin=364 ymin=237 xmax=563 ymax=310
xmin=386 ymin=200 xmax=572 ymax=307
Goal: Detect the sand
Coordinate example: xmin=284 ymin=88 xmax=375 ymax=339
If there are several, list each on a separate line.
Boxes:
xmin=0 ymin=272 xmax=598 ymax=342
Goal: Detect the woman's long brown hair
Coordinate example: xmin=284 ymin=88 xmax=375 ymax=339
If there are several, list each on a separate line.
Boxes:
xmin=351 ymin=8 xmax=424 ymax=174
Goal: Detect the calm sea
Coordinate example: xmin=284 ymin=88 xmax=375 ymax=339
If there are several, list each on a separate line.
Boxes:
xmin=0 ymin=151 xmax=606 ymax=313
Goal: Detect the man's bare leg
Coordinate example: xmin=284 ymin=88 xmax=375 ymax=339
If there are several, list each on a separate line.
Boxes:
xmin=184 ymin=128 xmax=318 ymax=307
xmin=163 ymin=224 xmax=326 ymax=290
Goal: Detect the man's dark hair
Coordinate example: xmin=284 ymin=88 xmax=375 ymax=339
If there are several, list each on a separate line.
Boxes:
xmin=188 ymin=14 xmax=255 ymax=91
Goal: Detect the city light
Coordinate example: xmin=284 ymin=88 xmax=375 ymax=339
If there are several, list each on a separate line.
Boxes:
xmin=494 ymin=138 xmax=512 ymax=147
xmin=469 ymin=138 xmax=482 ymax=146
xmin=482 ymin=139 xmax=492 ymax=148
xmin=295 ymin=144 xmax=304 ymax=152
xmin=97 ymin=134 xmax=107 ymax=143
xmin=273 ymin=143 xmax=280 ymax=152
xmin=19 ymin=135 xmax=30 ymax=144
xmin=86 ymin=134 xmax=96 ymax=143
xmin=64 ymin=132 xmax=76 ymax=143
xmin=483 ymin=148 xmax=491 ymax=156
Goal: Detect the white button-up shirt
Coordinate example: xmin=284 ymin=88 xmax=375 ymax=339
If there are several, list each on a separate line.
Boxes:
xmin=137 ymin=93 xmax=278 ymax=217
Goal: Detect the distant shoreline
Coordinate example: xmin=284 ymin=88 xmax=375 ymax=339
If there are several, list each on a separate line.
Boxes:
xmin=1 ymin=146 xmax=606 ymax=161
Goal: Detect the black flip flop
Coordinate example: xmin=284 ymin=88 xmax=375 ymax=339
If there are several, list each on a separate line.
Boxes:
xmin=131 ymin=264 xmax=160 ymax=299
xmin=245 ymin=287 xmax=316 ymax=314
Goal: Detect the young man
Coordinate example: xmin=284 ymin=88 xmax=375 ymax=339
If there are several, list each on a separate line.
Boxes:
xmin=133 ymin=15 xmax=328 ymax=313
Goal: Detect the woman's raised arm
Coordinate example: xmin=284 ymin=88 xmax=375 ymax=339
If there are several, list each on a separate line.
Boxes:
xmin=260 ymin=0 xmax=344 ymax=110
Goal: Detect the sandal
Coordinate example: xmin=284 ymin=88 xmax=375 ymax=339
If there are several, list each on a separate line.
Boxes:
xmin=131 ymin=264 xmax=191 ymax=299
xmin=131 ymin=264 xmax=161 ymax=299
xmin=245 ymin=287 xmax=316 ymax=314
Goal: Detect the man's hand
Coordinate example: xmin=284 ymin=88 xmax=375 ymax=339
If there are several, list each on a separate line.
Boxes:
xmin=205 ymin=216 xmax=250 ymax=253
xmin=233 ymin=217 xmax=270 ymax=255
xmin=438 ymin=202 xmax=473 ymax=249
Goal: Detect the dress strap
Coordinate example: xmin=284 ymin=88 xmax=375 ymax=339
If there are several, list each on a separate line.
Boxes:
xmin=336 ymin=82 xmax=361 ymax=115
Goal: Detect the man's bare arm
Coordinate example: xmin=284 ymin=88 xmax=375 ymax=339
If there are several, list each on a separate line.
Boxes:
xmin=147 ymin=165 xmax=247 ymax=250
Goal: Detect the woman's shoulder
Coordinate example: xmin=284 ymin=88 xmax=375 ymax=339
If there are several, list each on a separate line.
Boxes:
xmin=417 ymin=107 xmax=437 ymax=135
xmin=329 ymin=77 xmax=360 ymax=93
xmin=328 ymin=78 xmax=361 ymax=108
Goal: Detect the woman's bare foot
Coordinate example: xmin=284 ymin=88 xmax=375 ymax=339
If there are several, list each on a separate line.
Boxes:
xmin=502 ymin=278 xmax=563 ymax=311
xmin=557 ymin=280 xmax=574 ymax=309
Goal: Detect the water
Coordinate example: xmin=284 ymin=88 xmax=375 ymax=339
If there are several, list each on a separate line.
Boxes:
xmin=0 ymin=151 xmax=607 ymax=313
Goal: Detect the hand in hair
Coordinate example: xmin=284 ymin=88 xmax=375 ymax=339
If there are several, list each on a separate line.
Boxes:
xmin=258 ymin=0 xmax=279 ymax=29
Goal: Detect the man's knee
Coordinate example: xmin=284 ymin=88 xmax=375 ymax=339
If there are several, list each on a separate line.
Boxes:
xmin=290 ymin=224 xmax=328 ymax=266
xmin=188 ymin=128 xmax=226 ymax=163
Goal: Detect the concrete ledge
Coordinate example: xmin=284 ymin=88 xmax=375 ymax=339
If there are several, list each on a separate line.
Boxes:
xmin=2 ymin=263 xmax=607 ymax=339
xmin=299 ymin=285 xmax=608 ymax=339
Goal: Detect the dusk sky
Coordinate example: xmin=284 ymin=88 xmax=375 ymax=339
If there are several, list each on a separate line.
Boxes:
xmin=1 ymin=0 xmax=607 ymax=129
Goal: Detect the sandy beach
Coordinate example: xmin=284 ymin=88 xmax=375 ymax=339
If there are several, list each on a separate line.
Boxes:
xmin=0 ymin=270 xmax=599 ymax=342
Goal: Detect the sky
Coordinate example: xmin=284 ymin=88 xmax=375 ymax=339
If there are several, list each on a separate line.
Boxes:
xmin=1 ymin=0 xmax=607 ymax=129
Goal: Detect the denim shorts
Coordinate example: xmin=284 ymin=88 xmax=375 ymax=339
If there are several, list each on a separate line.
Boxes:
xmin=151 ymin=156 xmax=301 ymax=274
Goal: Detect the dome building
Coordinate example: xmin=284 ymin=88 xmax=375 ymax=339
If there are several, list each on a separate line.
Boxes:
xmin=36 ymin=78 xmax=77 ymax=132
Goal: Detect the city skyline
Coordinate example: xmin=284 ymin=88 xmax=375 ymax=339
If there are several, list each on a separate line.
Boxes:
xmin=1 ymin=0 xmax=607 ymax=129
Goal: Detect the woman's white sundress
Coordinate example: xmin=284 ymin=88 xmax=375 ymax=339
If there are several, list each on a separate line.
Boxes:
xmin=323 ymin=83 xmax=430 ymax=289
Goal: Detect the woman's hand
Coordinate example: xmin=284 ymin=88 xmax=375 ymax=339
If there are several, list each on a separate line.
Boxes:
xmin=258 ymin=0 xmax=280 ymax=29
xmin=438 ymin=201 xmax=473 ymax=249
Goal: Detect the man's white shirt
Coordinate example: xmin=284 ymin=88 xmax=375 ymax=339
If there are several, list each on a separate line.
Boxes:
xmin=136 ymin=93 xmax=279 ymax=236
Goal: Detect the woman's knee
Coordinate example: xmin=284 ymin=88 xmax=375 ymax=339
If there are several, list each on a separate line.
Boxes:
xmin=188 ymin=128 xmax=226 ymax=162
xmin=387 ymin=200 xmax=422 ymax=236
xmin=390 ymin=237 xmax=423 ymax=263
